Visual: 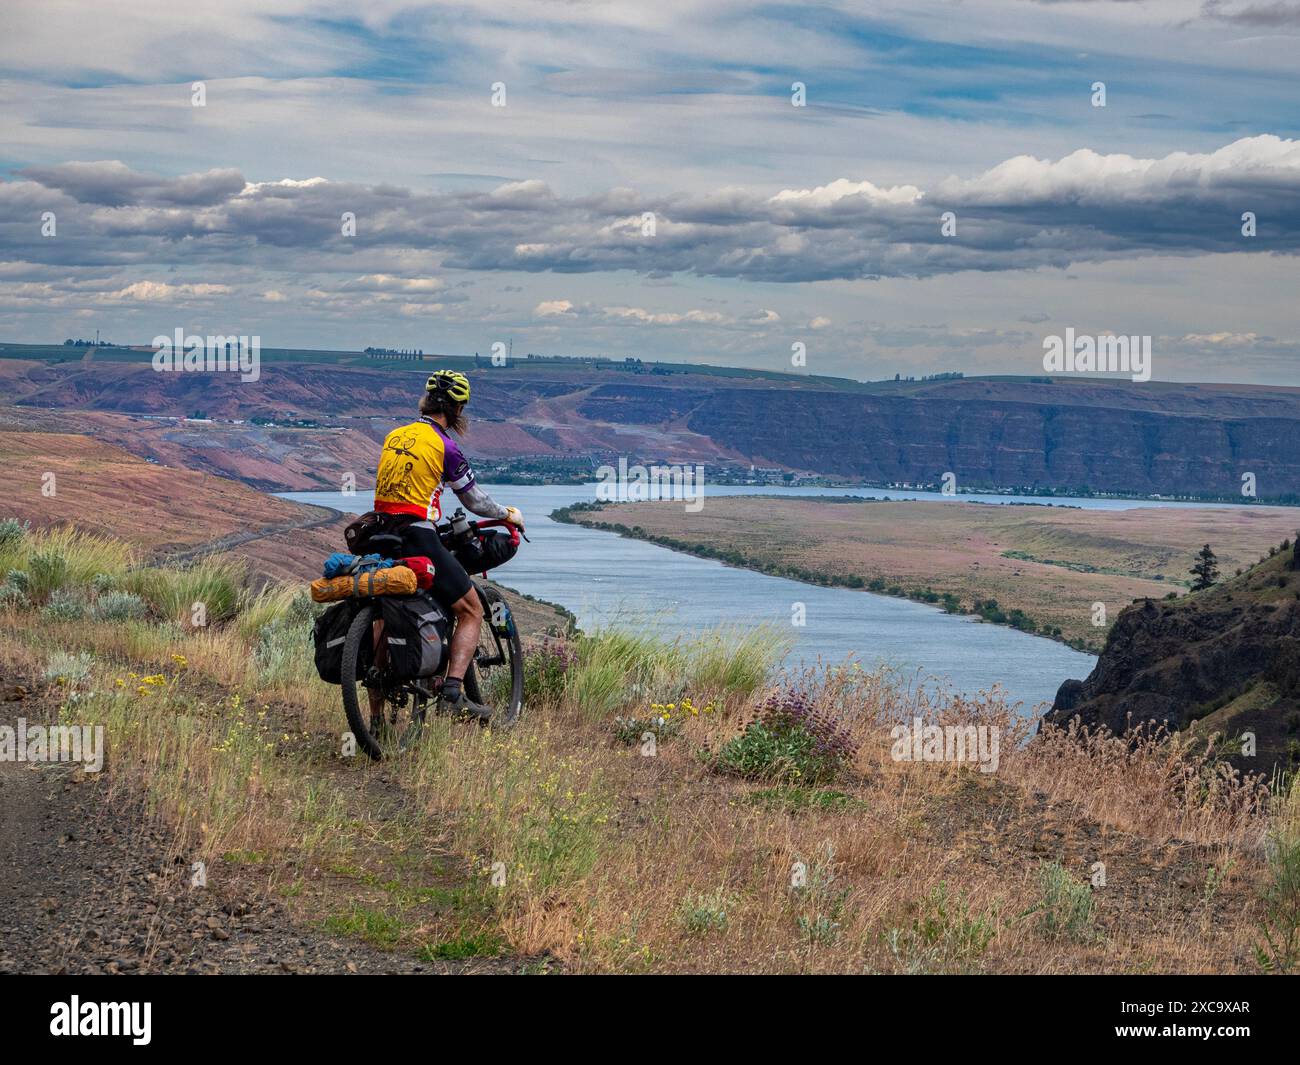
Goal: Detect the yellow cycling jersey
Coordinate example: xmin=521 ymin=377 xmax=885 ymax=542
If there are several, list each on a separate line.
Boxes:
xmin=374 ymin=418 xmax=476 ymax=520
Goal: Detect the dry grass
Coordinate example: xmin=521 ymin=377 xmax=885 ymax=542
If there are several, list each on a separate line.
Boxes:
xmin=0 ymin=520 xmax=1291 ymax=972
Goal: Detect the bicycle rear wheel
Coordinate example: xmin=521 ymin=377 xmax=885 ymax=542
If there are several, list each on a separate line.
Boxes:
xmin=463 ymin=583 xmax=524 ymax=728
xmin=341 ymin=603 xmax=430 ymax=759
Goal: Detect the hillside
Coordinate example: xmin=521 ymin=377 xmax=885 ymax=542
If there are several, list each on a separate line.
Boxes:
xmin=0 ymin=428 xmax=567 ymax=629
xmin=0 ymin=518 xmax=1291 ymax=974
xmin=0 ymin=429 xmax=342 ymax=557
xmin=1047 ymin=540 xmax=1300 ymax=780
xmin=5 ymin=348 xmax=1300 ymax=498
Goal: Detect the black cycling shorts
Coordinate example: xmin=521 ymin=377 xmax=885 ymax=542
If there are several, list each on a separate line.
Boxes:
xmin=397 ymin=519 xmax=474 ymax=609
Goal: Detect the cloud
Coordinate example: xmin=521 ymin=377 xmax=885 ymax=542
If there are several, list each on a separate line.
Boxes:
xmin=603 ymin=306 xmax=731 ymax=325
xmin=106 ymin=281 xmax=230 ymax=301
xmin=1201 ymin=1 xmax=1300 ymax=26
xmin=4 ymin=137 xmax=1297 ymax=292
xmin=19 ymin=161 xmax=245 ymax=207
xmin=535 ymin=299 xmax=575 ymax=316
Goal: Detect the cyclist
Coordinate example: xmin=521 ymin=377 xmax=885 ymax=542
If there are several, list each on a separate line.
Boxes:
xmin=373 ymin=369 xmax=524 ymax=719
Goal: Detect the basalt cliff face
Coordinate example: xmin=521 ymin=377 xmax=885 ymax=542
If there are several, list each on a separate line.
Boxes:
xmin=8 ymin=356 xmax=1300 ymax=498
xmin=1044 ymin=545 xmax=1300 ymax=777
xmin=680 ymin=388 xmax=1300 ymax=498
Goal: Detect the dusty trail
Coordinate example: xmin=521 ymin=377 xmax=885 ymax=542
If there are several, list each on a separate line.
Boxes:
xmin=0 ymin=675 xmax=522 ymax=975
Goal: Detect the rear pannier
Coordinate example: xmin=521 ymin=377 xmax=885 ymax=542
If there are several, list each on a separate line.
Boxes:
xmin=312 ymin=600 xmax=363 ymax=684
xmin=380 ymin=592 xmax=449 ymax=679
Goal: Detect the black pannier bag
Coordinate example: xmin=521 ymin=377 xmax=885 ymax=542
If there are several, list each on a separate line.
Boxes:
xmin=453 ymin=528 xmax=518 ymax=576
xmin=313 ymin=600 xmax=363 ymax=684
xmin=380 ymin=592 xmax=449 ymax=679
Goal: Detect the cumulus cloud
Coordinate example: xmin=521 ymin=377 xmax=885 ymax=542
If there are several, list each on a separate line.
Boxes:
xmin=603 ymin=306 xmax=731 ymax=325
xmin=106 ymin=281 xmax=230 ymax=301
xmin=1 ymin=136 xmax=1297 ymax=301
xmin=535 ymin=299 xmax=575 ymax=316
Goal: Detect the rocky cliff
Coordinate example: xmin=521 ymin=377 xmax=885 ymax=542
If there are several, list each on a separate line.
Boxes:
xmin=682 ymin=388 xmax=1300 ymax=499
xmin=1045 ymin=542 xmax=1300 ymax=778
xmin=10 ymin=355 xmax=1300 ymax=499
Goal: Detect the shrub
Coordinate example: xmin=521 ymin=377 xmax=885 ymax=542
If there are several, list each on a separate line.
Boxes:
xmin=521 ymin=636 xmax=576 ymax=705
xmin=0 ymin=574 xmax=29 ymax=608
xmin=1256 ymin=783 xmax=1300 ymax=973
xmin=28 ymin=548 xmax=69 ymax=602
xmin=91 ymin=572 xmax=119 ymax=595
xmin=712 ymin=688 xmax=856 ymax=785
xmin=678 ymin=888 xmax=734 ymax=936
xmin=92 ymin=591 xmax=149 ymax=622
xmin=42 ymin=650 xmax=94 ymax=687
xmin=42 ymin=587 xmax=88 ymax=621
xmin=0 ymin=518 xmax=28 ymax=549
xmin=886 ymin=882 xmax=998 ymax=973
xmin=254 ymin=616 xmax=314 ymax=686
xmin=1028 ymin=862 xmax=1095 ymax=942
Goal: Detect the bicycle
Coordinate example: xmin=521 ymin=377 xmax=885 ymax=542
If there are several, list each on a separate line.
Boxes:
xmin=339 ymin=515 xmax=525 ymax=760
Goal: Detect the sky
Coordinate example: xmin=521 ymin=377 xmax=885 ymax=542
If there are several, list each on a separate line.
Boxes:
xmin=0 ymin=0 xmax=1297 ymax=384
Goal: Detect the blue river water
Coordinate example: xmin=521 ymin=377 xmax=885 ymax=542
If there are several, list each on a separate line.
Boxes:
xmin=280 ymin=483 xmax=1280 ymax=714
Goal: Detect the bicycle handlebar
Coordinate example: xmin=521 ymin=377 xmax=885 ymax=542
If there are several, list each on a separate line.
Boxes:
xmin=467 ymin=517 xmax=528 ymax=545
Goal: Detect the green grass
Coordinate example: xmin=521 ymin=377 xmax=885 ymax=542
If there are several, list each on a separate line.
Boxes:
xmin=418 ymin=930 xmax=506 ymax=960
xmin=0 ymin=523 xmax=135 ymax=602
xmin=125 ymin=556 xmax=245 ymax=625
xmin=222 ymin=849 xmax=269 ymax=865
xmin=323 ymin=905 xmax=404 ymax=949
xmin=1027 ymin=862 xmax=1096 ymax=943
xmin=565 ymin=624 xmax=785 ymax=721
xmin=886 ymin=882 xmax=999 ymax=974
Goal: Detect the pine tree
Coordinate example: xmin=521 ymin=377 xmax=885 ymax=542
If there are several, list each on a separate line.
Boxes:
xmin=1189 ymin=544 xmax=1220 ymax=591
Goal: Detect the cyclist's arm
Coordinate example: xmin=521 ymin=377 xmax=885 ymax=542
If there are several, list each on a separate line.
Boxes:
xmin=443 ymin=438 xmax=509 ymax=520
xmin=456 ymin=480 xmax=509 ymax=520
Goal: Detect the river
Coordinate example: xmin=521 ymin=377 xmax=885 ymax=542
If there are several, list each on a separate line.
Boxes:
xmin=279 ymin=483 xmax=1276 ymax=714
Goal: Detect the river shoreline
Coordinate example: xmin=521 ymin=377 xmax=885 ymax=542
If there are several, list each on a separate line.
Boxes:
xmin=550 ymin=503 xmax=1089 ymax=651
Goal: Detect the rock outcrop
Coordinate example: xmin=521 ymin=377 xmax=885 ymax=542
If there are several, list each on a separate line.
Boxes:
xmin=1044 ymin=544 xmax=1300 ymax=777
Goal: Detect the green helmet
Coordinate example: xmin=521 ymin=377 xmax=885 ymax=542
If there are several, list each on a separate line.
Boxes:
xmin=426 ymin=369 xmax=471 ymax=404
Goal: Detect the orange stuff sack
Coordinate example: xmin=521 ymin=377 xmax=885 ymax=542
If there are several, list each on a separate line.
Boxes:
xmin=310 ymin=565 xmax=419 ymax=602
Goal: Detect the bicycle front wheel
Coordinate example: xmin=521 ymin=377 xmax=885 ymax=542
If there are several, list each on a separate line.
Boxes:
xmin=464 ymin=583 xmax=524 ymax=728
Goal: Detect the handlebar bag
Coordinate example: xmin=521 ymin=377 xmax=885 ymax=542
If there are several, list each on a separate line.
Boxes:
xmin=453 ymin=528 xmax=518 ymax=575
